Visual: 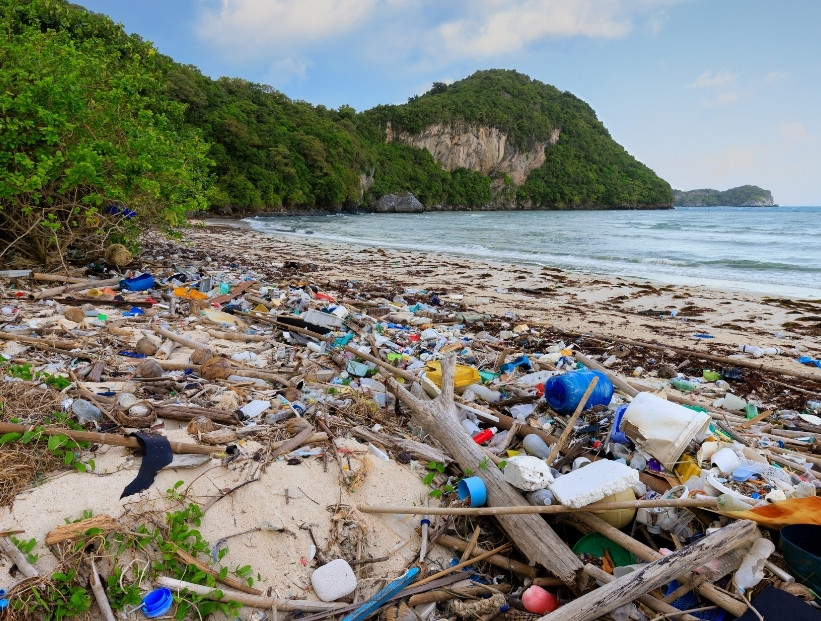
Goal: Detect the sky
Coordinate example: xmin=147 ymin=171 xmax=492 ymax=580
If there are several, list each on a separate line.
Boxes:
xmin=77 ymin=0 xmax=821 ymax=206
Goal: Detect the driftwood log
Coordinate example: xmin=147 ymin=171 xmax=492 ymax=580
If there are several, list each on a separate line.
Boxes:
xmin=538 ymin=518 xmax=756 ymax=621
xmin=575 ymin=511 xmax=749 ymax=617
xmin=387 ymin=354 xmax=590 ymax=592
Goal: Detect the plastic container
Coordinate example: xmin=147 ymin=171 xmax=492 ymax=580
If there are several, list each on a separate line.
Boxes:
xmin=734 ymin=538 xmax=775 ymax=591
xmin=425 ymin=362 xmax=480 ymax=389
xmin=781 ymin=525 xmax=821 ymax=596
xmin=463 ymin=383 xmax=501 ymax=403
xmin=572 ymin=533 xmax=635 ymax=566
xmin=71 ymin=398 xmax=101 ymax=423
xmin=141 ymin=587 xmax=173 ymax=618
xmin=543 ymin=370 xmax=614 ymax=414
xmin=526 ymin=489 xmax=554 ymax=506
xmin=710 ymin=447 xmax=741 ymax=475
xmin=522 ymin=434 xmax=550 ymax=459
xmin=596 ymin=488 xmax=637 ymax=528
xmin=120 ymin=273 xmax=154 ymax=292
xmin=610 ymin=404 xmax=630 ymax=444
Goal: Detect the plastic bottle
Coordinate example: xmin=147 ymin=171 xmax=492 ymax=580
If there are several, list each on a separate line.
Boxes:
xmin=670 ymin=378 xmax=698 ymax=392
xmin=542 ymin=370 xmax=614 ymax=414
xmin=71 ymin=398 xmax=101 ymax=423
xmin=523 ymin=434 xmax=551 ymax=459
xmin=734 ymin=538 xmax=775 ymax=591
xmin=739 ymin=345 xmax=764 ymax=357
xmin=526 ymin=489 xmax=554 ymax=506
xmin=629 ymin=454 xmax=647 ymax=472
xmin=806 ymin=400 xmax=821 ymax=412
xmin=472 ymin=427 xmax=496 ymax=444
xmin=464 ymin=383 xmax=501 ymax=403
xmin=461 ymin=419 xmax=481 ymax=437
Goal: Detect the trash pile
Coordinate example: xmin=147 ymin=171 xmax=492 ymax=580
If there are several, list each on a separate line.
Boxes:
xmin=1 ymin=236 xmax=821 ymax=621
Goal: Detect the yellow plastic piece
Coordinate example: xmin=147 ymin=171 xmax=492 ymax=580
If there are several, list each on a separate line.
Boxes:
xmin=425 ymin=361 xmax=481 ymax=389
xmin=674 ymin=454 xmax=702 ymax=484
xmin=173 ymin=286 xmax=209 ymax=300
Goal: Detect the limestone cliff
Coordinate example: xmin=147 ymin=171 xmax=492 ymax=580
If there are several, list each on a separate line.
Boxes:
xmin=385 ymin=121 xmax=559 ymax=185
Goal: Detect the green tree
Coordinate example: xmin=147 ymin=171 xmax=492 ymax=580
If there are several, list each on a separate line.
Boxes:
xmin=0 ymin=6 xmax=210 ymax=265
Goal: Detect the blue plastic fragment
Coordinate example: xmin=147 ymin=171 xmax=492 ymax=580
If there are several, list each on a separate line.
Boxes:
xmin=341 ymin=567 xmax=420 ymax=621
xmin=693 ymin=333 xmax=714 ymax=339
xmin=118 ymin=351 xmax=147 ymax=358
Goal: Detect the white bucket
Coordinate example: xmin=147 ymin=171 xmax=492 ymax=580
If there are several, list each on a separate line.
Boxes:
xmin=621 ymin=392 xmax=712 ymax=470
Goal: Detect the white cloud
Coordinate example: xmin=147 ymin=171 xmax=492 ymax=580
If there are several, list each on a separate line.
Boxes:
xmin=195 ymin=0 xmax=378 ymax=60
xmin=779 ymin=121 xmax=812 ymax=143
xmin=764 ymin=71 xmax=788 ymax=83
xmin=702 ymin=91 xmax=739 ymax=108
xmin=263 ymin=57 xmax=311 ymax=88
xmin=689 ymin=70 xmax=737 ymax=89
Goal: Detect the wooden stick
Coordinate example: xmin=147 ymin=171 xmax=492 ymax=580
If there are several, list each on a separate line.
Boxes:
xmin=359 ymin=497 xmax=719 ymax=517
xmin=414 ymin=543 xmax=511 ymax=587
xmin=407 ymin=584 xmax=511 ymax=606
xmin=167 ymin=540 xmax=262 ymax=595
xmin=0 ymin=331 xmax=79 ymax=351
xmin=33 ymin=276 xmax=121 ymax=299
xmin=0 ymin=536 xmax=39 ymax=578
xmin=89 ymin=560 xmax=116 ymax=621
xmin=545 ymin=375 xmax=598 ymax=465
xmin=583 ymin=565 xmax=700 ymax=621
xmin=540 ymin=519 xmax=757 ymax=621
xmin=460 ymin=526 xmax=481 ymax=563
xmin=432 ymin=533 xmax=537 ymax=579
xmin=0 ymin=422 xmax=223 ymax=455
xmin=575 ymin=512 xmax=748 ymax=618
xmin=153 ymin=325 xmax=213 ymax=352
xmin=32 ymin=273 xmax=93 ymax=283
xmin=154 ymin=359 xmax=293 ymax=386
xmin=155 ymin=576 xmax=346 ymax=612
xmin=207 ymin=328 xmax=269 ymax=342
xmin=154 ymin=405 xmax=240 ymax=425
xmin=46 ymin=515 xmax=121 ymax=545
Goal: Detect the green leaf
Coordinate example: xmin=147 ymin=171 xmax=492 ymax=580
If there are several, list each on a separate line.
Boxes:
xmin=0 ymin=433 xmax=22 ymax=444
xmin=64 ymin=450 xmax=75 ymax=465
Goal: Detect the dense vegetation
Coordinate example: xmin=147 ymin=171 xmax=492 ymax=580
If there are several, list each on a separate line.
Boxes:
xmin=0 ymin=0 xmax=210 ymax=265
xmin=673 ymin=185 xmax=774 ymax=206
xmin=1 ymin=0 xmax=672 ymax=265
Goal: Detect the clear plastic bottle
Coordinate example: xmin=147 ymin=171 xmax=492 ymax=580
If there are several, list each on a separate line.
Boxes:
xmin=523 ymin=434 xmax=551 ymax=459
xmin=526 ymin=489 xmax=554 ymax=506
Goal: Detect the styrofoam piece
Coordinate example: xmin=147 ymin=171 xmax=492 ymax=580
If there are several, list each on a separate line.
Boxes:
xmin=503 ymin=455 xmax=555 ymax=491
xmin=302 ymin=309 xmax=343 ymax=330
xmin=548 ymin=459 xmax=639 ymax=509
xmin=240 ymin=399 xmax=271 ymax=418
xmin=310 ymin=559 xmax=357 ymax=601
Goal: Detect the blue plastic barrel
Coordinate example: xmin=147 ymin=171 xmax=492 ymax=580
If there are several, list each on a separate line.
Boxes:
xmin=543 ymin=370 xmax=614 ymax=414
xmin=120 ymin=273 xmax=154 ymax=292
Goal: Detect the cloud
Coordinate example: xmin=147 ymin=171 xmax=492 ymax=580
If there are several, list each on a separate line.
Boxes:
xmin=195 ymin=0 xmax=378 ymax=60
xmin=764 ymin=71 xmax=788 ymax=83
xmin=701 ymin=91 xmax=739 ymax=108
xmin=195 ymin=0 xmax=686 ymax=69
xmin=263 ymin=57 xmax=311 ymax=88
xmin=779 ymin=121 xmax=812 ymax=143
xmin=689 ymin=70 xmax=737 ymax=89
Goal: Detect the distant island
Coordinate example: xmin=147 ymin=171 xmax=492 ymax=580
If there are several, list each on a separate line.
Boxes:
xmin=672 ymin=185 xmax=775 ymax=207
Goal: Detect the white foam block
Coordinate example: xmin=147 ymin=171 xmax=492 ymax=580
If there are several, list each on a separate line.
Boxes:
xmin=548 ymin=460 xmax=639 ymax=509
xmin=503 ymin=455 xmax=555 ymax=491
xmin=311 ymin=558 xmax=357 ymax=601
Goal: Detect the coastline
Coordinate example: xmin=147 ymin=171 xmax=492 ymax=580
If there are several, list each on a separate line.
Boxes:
xmin=196 ymin=219 xmax=821 ymax=369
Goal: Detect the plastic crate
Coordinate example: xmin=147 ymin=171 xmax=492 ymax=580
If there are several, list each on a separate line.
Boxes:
xmin=664 ymin=581 xmax=727 ymax=621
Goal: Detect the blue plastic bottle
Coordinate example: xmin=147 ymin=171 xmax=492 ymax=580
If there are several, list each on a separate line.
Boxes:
xmin=543 ymin=370 xmax=614 ymax=414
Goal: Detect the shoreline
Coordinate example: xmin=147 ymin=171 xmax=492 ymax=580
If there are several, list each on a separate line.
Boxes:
xmin=192 ymin=220 xmax=821 ymax=369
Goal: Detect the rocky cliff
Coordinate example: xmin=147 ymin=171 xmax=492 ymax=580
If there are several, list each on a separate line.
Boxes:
xmin=385 ymin=121 xmax=559 ymax=185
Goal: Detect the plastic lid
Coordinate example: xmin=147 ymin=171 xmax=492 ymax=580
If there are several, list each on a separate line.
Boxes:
xmin=731 ymin=467 xmax=755 ymax=482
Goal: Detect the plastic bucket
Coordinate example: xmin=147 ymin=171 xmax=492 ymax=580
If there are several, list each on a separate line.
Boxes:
xmin=620 ymin=392 xmax=711 ymax=470
xmin=572 ymin=532 xmax=635 ymax=566
xmin=543 ymin=370 xmax=614 ymax=414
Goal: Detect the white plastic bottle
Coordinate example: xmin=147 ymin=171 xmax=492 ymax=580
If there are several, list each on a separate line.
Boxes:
xmin=734 ymin=538 xmax=775 ymax=592
xmin=523 ymin=434 xmax=551 ymax=459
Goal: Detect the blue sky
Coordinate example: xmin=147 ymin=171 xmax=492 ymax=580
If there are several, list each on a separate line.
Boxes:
xmin=78 ymin=0 xmax=821 ymax=205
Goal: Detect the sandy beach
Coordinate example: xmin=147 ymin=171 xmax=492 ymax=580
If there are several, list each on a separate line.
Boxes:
xmin=1 ymin=218 xmax=820 ymax=618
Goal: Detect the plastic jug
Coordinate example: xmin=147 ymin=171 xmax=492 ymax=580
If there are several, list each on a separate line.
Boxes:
xmin=543 ymin=370 xmax=614 ymax=414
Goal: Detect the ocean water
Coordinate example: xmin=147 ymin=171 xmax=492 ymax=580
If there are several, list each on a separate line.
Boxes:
xmin=244 ymin=206 xmax=821 ymax=299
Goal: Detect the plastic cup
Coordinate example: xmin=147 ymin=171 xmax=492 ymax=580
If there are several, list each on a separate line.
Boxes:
xmin=457 ymin=476 xmax=487 ymax=507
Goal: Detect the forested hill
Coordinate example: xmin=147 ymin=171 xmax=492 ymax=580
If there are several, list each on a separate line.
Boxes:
xmin=2 ymin=1 xmax=673 ymax=265
xmin=673 ymin=186 xmax=775 ymax=207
